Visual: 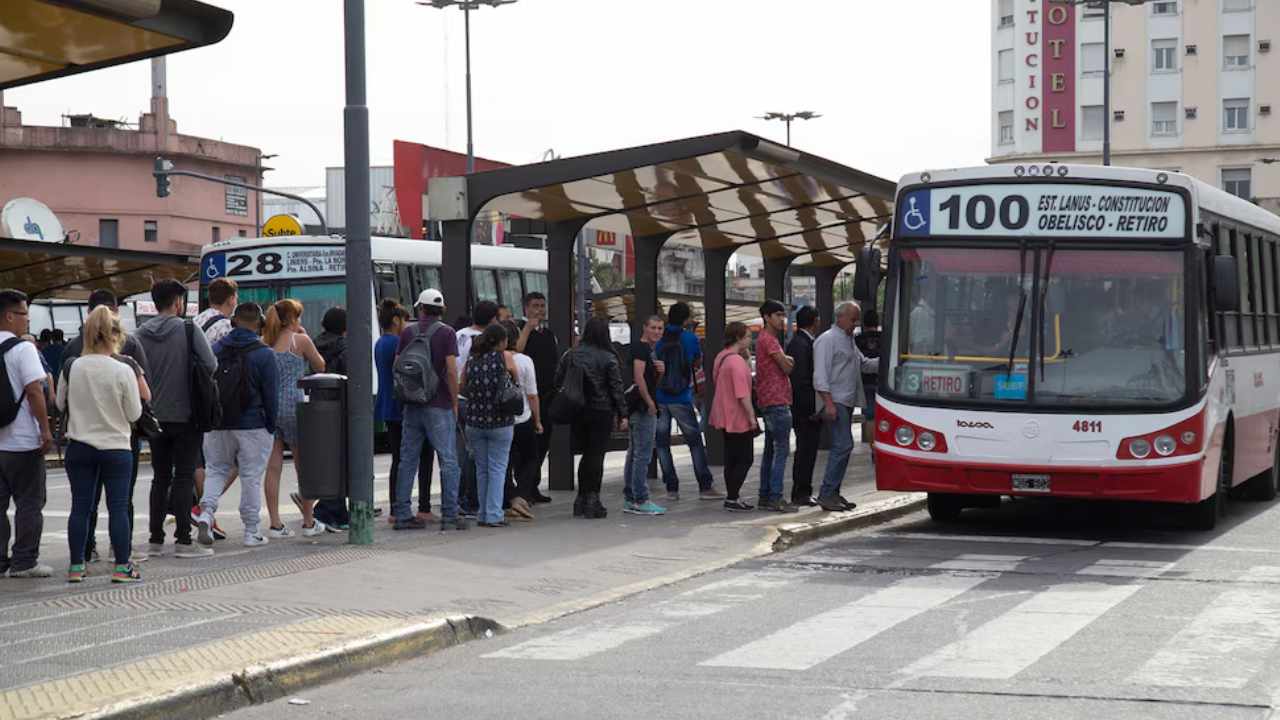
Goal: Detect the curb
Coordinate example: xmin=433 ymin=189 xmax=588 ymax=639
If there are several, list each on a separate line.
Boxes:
xmin=81 ymin=616 xmax=502 ymax=720
xmin=772 ymin=493 xmax=927 ymax=551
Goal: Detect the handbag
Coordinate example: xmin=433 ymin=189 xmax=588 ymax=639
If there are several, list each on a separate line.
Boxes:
xmin=498 ymin=373 xmax=524 ymax=416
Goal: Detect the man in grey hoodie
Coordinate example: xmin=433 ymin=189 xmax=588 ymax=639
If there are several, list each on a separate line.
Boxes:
xmin=135 ymin=279 xmax=216 ymax=557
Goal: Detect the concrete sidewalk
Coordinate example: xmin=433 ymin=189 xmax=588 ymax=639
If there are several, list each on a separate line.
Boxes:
xmin=0 ymin=441 xmax=918 ymax=720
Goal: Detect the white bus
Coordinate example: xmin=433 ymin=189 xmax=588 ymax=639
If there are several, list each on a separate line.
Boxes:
xmin=199 ymin=235 xmax=548 ymax=337
xmin=876 ymin=164 xmax=1280 ymax=530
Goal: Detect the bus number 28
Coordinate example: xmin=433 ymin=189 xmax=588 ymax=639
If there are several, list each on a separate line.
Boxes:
xmin=1072 ymin=420 xmax=1102 ymax=433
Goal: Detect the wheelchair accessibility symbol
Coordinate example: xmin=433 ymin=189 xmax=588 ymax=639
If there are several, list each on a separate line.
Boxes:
xmin=202 ymin=253 xmax=226 ymax=282
xmin=902 ymin=197 xmax=927 ymax=231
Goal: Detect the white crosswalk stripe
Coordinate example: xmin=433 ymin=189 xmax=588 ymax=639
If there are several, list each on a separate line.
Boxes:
xmin=1129 ymin=566 xmax=1280 ymax=689
xmin=700 ymin=574 xmax=988 ymax=670
xmin=902 ymin=581 xmax=1142 ymax=679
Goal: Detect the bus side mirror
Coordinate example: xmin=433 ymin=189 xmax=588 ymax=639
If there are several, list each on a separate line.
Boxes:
xmin=1214 ymin=255 xmax=1240 ymax=312
xmin=853 ymin=247 xmax=882 ymax=305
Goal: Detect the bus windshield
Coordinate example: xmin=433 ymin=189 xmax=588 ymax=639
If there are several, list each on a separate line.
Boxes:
xmin=889 ymin=246 xmax=1186 ymax=408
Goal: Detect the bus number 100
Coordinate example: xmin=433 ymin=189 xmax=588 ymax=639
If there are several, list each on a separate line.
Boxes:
xmin=1072 ymin=420 xmax=1102 ymax=433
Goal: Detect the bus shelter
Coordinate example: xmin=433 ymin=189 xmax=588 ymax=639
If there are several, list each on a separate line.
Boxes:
xmin=431 ymin=130 xmax=896 ymax=489
xmin=0 ymin=236 xmax=198 ymax=300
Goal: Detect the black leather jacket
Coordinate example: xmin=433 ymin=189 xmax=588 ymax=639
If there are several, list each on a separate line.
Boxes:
xmin=554 ymin=344 xmax=627 ymax=418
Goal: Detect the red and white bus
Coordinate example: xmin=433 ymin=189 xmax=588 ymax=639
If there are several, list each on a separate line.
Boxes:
xmin=874 ymin=164 xmax=1280 ymax=530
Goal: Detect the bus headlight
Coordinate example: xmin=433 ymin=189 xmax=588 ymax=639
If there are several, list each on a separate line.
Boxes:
xmin=1180 ymin=431 xmax=1197 ymax=446
xmin=878 ymin=419 xmax=891 ymax=433
xmin=1153 ymin=434 xmax=1177 ymax=456
xmin=1129 ymin=438 xmax=1152 ymax=459
xmin=917 ymin=431 xmax=937 ymax=451
xmin=895 ymin=425 xmax=916 ymax=446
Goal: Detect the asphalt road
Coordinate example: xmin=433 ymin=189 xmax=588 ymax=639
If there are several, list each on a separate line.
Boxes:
xmin=230 ymin=492 xmax=1280 ymax=720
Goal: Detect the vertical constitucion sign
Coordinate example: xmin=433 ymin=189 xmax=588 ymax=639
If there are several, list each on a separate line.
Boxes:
xmin=1042 ymin=0 xmax=1075 ymax=152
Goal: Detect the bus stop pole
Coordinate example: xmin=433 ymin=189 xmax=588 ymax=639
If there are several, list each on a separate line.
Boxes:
xmin=343 ymin=0 xmax=375 ymax=545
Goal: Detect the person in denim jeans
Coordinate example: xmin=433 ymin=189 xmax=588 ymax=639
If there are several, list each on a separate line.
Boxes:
xmin=393 ymin=289 xmax=466 ymax=531
xmin=813 ymin=302 xmax=879 ymax=512
xmin=653 ymin=302 xmax=722 ymax=501
xmin=623 ymin=316 xmax=666 ymax=515
xmin=461 ymin=325 xmax=517 ymax=527
xmin=754 ymin=300 xmax=798 ymax=513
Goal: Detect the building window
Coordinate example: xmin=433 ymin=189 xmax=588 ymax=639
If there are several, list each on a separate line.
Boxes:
xmin=224 ymin=176 xmax=248 ymax=216
xmin=1151 ymin=1 xmax=1178 ymax=15
xmin=212 ymin=226 xmax=221 ymax=244
xmin=1082 ymin=105 xmax=1105 ymax=140
xmin=1223 ymin=168 xmax=1252 ymax=198
xmin=1223 ymin=0 xmax=1251 ymax=12
xmin=1151 ymin=102 xmax=1178 ymax=136
xmin=1224 ymin=98 xmax=1251 ymax=132
xmin=998 ymin=0 xmax=1014 ymax=27
xmin=238 ymin=229 xmax=247 ymax=238
xmin=98 ymin=219 xmax=118 ymax=248
xmin=1082 ymin=43 xmax=1106 ymax=75
xmin=1224 ymin=34 xmax=1251 ymax=68
xmin=1082 ymin=4 xmax=1106 ymax=19
xmin=998 ymin=111 xmax=1014 ymax=145
xmin=1152 ymin=39 xmax=1178 ymax=72
xmin=998 ymin=49 xmax=1014 ymax=82
xmin=144 ymin=220 xmax=157 ymax=243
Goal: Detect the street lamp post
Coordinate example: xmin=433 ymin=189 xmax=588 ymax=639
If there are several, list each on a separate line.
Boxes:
xmin=418 ymin=0 xmax=517 ymax=174
xmin=756 ymin=111 xmax=822 ymax=147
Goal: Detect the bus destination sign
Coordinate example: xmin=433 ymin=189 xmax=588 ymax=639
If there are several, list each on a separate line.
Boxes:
xmin=896 ymin=183 xmax=1185 ymax=239
xmin=202 ymin=245 xmax=346 ymax=283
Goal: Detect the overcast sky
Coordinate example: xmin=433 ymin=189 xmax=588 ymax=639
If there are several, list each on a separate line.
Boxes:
xmin=7 ymin=0 xmax=991 ymax=187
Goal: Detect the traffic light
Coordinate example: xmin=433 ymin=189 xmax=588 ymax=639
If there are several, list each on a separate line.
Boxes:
xmin=154 ymin=157 xmax=173 ymax=198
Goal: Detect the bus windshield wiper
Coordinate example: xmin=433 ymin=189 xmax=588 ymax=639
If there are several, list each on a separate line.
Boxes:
xmin=1038 ymin=238 xmax=1056 ymax=381
xmin=1006 ymin=239 xmax=1028 ymax=376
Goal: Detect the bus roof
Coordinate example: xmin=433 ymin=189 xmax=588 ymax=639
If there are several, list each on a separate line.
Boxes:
xmin=202 ymin=234 xmax=547 ymax=271
xmin=898 ymin=164 xmax=1280 ymax=238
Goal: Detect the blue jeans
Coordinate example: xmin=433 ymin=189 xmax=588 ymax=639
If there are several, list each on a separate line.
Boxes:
xmin=624 ymin=410 xmax=657 ymax=504
xmin=396 ymin=405 xmax=461 ymax=522
xmin=465 ymin=425 xmax=513 ymax=524
xmin=655 ymin=402 xmax=714 ymax=492
xmin=759 ymin=405 xmax=792 ymax=502
xmin=820 ymin=403 xmax=855 ymax=499
xmin=65 ymin=441 xmax=133 ymax=566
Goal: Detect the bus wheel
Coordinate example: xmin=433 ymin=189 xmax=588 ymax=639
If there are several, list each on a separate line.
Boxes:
xmin=927 ymin=493 xmax=964 ymax=523
xmin=1245 ymin=442 xmax=1280 ymax=502
xmin=1191 ymin=441 xmax=1231 ymax=531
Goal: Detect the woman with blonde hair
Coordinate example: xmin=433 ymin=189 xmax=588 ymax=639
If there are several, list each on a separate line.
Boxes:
xmin=261 ymin=299 xmax=327 ymax=537
xmin=58 ymin=306 xmax=144 ymax=583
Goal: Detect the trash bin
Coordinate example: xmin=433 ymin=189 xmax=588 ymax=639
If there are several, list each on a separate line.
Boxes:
xmin=296 ymin=373 xmax=348 ymax=500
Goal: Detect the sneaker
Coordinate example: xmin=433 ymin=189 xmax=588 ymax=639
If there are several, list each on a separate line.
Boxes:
xmin=723 ymin=499 xmax=754 ymax=513
xmin=111 ymin=563 xmax=142 ymax=584
xmin=7 ymin=564 xmax=53 ymax=578
xmin=838 ymin=495 xmax=857 ymax=511
xmin=699 ymin=488 xmax=728 ymax=501
xmin=301 ymin=520 xmax=329 ymax=537
xmin=147 ymin=542 xmax=165 ymax=558
xmin=792 ymin=496 xmax=819 ymax=507
xmin=817 ymin=495 xmax=848 ymax=512
xmin=130 ymin=546 xmax=149 ymax=563
xmin=530 ymin=492 xmax=553 ymax=504
xmin=666 ymin=491 xmax=680 ymax=501
xmin=394 ymin=517 xmax=428 ymax=531
xmin=624 ymin=501 xmax=667 ymax=516
xmin=174 ymin=543 xmax=213 ymax=558
xmin=478 ymin=520 xmax=510 ymax=528
xmin=196 ymin=515 xmax=214 ymax=546
xmin=440 ymin=516 xmax=469 ymax=531
xmin=461 ymin=508 xmax=479 ymax=520
xmin=243 ymin=534 xmax=269 ymax=547
xmin=190 ymin=505 xmax=201 ymax=524
xmin=268 ymin=524 xmax=294 ymax=539
xmin=211 ymin=522 xmax=228 ymax=541
xmin=67 ymin=564 xmax=87 ymax=583
xmin=758 ymin=498 xmax=799 ymax=513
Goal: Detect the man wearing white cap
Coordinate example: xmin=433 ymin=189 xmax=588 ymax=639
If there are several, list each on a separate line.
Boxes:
xmin=392 ymin=289 xmax=466 ymax=531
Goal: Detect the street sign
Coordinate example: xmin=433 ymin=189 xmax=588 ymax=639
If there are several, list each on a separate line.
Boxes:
xmin=262 ymin=214 xmax=304 ymax=237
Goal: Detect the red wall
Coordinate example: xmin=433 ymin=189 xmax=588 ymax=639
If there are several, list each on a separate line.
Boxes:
xmin=392 ymin=141 xmax=510 ymax=239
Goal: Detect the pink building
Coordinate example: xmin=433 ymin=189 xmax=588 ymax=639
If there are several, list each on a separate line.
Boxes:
xmin=0 ymin=59 xmax=262 ymax=254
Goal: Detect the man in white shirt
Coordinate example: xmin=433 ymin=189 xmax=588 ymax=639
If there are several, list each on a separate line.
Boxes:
xmin=0 ymin=289 xmax=54 ymax=578
xmin=813 ymin=301 xmax=879 ymax=513
xmin=192 ymin=277 xmax=238 ymax=538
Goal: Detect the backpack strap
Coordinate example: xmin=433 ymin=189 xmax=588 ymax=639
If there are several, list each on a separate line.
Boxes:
xmin=201 ymin=314 xmax=226 ymax=333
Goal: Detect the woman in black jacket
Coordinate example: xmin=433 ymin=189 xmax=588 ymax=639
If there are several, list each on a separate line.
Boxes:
xmin=554 ymin=317 xmax=628 ymax=519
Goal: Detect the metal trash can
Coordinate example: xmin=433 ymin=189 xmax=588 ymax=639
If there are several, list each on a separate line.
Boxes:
xmin=296 ymin=373 xmax=348 ymax=500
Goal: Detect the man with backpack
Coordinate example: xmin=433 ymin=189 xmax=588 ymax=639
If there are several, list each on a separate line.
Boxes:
xmin=191 ymin=277 xmax=237 ymax=540
xmin=195 ymin=302 xmax=278 ymax=549
xmin=393 ymin=289 xmax=465 ymax=531
xmin=653 ymin=302 xmax=722 ymax=500
xmin=135 ymin=279 xmax=217 ymax=558
xmin=0 ymin=289 xmax=54 ymax=578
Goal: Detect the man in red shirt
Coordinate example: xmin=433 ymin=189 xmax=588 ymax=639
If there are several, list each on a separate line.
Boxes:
xmin=755 ymin=300 xmax=798 ymax=513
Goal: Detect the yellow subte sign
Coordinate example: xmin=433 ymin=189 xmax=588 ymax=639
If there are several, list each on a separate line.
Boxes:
xmin=262 ymin=214 xmax=304 ymax=237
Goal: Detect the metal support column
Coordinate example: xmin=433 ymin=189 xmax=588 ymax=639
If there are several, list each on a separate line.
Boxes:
xmin=631 ymin=231 xmax=673 ymax=344
xmin=763 ymin=255 xmax=796 ymax=306
xmin=815 ymin=265 xmax=842 ymax=332
xmin=701 ymin=247 xmax=733 ymax=466
xmin=547 ymin=219 xmax=588 ymax=490
xmin=440 ymin=219 xmax=472 ymax=316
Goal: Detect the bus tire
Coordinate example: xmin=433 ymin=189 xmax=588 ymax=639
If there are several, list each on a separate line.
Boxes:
xmin=1191 ymin=433 xmax=1232 ymax=531
xmin=1245 ymin=441 xmax=1280 ymax=502
xmin=927 ymin=493 xmax=964 ymax=523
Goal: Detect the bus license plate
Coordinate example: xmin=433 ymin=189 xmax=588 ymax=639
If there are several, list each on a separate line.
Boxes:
xmin=1012 ymin=474 xmax=1051 ymax=493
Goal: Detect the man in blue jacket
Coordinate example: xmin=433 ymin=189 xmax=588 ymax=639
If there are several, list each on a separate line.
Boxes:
xmin=194 ymin=303 xmax=278 ymax=550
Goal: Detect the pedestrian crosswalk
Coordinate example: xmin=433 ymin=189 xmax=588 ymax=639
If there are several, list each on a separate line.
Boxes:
xmin=483 ymin=550 xmax=1280 ymax=694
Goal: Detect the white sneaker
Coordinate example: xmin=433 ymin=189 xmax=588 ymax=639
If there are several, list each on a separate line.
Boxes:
xmin=302 ymin=520 xmax=328 ymax=538
xmin=243 ymin=534 xmax=269 ymax=547
xmin=195 ymin=513 xmax=214 ymax=546
xmin=267 ymin=524 xmax=293 ymax=539
xmin=6 ymin=564 xmax=52 ymax=578
xmin=130 ymin=547 xmax=149 ymax=563
xmin=174 ymin=543 xmax=213 ymax=558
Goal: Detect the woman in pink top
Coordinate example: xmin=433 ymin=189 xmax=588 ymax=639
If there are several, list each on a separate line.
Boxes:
xmin=710 ymin=322 xmax=757 ymax=512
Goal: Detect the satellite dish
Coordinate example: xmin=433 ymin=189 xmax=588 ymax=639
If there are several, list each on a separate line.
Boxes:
xmin=1 ymin=198 xmax=63 ymax=243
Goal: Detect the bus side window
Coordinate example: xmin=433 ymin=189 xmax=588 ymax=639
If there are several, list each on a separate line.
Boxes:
xmin=422 ymin=266 xmax=441 ymax=292
xmin=395 ymin=263 xmax=415 ymax=302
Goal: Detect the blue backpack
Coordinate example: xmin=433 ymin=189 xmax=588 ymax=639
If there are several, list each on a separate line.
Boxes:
xmin=656 ymin=329 xmax=689 ymax=396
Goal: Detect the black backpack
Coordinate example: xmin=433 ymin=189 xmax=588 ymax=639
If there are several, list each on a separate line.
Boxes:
xmin=213 ymin=341 xmax=263 ymax=430
xmin=394 ymin=322 xmax=444 ymax=405
xmin=185 ymin=321 xmax=222 ymax=432
xmin=0 ymin=337 xmax=27 ymax=428
xmin=656 ymin=329 xmax=689 ymax=397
